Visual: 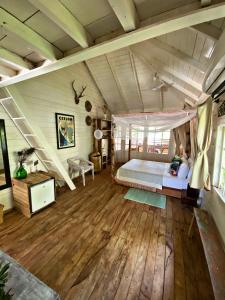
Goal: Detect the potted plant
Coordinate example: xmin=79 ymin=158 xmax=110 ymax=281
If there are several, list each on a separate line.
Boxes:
xmin=0 ymin=262 xmax=13 ymax=299
xmin=15 ymin=147 xmax=35 ymax=179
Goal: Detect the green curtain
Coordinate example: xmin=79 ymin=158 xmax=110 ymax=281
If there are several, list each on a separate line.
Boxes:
xmin=190 ymin=98 xmax=213 ymax=190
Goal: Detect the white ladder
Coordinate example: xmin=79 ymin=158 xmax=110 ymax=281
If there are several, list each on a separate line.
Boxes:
xmin=0 ymin=86 xmax=76 ymax=190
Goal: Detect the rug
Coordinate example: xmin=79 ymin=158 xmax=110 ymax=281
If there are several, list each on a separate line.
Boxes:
xmin=124 ymin=188 xmax=166 ymax=209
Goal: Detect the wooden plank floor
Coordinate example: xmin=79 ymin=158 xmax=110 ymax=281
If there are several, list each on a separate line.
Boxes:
xmin=0 ymin=169 xmax=214 ymax=300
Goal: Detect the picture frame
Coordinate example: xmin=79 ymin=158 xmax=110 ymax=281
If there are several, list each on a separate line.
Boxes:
xmin=55 ymin=113 xmax=75 ymax=149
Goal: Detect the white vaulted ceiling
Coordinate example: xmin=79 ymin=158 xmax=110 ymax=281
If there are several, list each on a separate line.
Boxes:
xmin=0 ymin=0 xmax=225 ymax=113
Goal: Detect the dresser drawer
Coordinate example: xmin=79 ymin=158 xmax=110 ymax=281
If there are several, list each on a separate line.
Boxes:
xmin=30 ymin=179 xmax=55 ymax=213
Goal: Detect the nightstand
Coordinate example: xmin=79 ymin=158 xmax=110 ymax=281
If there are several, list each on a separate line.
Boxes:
xmin=12 ymin=171 xmax=55 ymax=218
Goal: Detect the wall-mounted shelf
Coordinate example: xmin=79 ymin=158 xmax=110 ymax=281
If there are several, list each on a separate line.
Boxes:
xmin=93 ymin=118 xmax=112 ymax=169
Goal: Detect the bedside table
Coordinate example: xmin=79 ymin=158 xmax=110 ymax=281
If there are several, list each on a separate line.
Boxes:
xmin=12 ymin=171 xmax=55 ymax=218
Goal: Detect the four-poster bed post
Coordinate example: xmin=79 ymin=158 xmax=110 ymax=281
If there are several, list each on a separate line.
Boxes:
xmin=128 ymin=124 xmax=131 ymax=161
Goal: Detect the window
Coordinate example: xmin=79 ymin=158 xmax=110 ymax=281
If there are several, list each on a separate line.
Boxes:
xmin=114 ymin=126 xmax=122 ymax=151
xmin=131 ymin=126 xmax=144 ymax=152
xmin=147 ymin=129 xmax=170 ymax=154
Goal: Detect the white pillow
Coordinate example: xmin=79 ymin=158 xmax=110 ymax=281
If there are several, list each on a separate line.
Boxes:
xmin=178 ymin=163 xmax=189 ymax=179
xmin=187 ymin=168 xmax=193 ymax=181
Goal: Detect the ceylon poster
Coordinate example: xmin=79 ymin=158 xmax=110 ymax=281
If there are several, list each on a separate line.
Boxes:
xmin=55 ymin=113 xmax=75 ymax=149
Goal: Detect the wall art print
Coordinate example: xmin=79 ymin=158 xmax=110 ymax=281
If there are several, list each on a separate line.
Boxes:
xmin=55 ymin=113 xmax=75 ymax=149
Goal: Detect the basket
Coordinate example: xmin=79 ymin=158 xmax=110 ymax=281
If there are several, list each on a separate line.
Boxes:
xmin=89 ymin=152 xmax=102 ymax=172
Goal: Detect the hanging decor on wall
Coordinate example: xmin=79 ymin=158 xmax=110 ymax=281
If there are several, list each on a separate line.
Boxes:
xmin=55 ymin=113 xmax=75 ymax=149
xmin=94 ymin=129 xmax=103 ymax=140
xmin=85 ymin=116 xmax=92 ymax=126
xmin=85 ymin=100 xmax=92 ymax=112
xmin=72 ymin=80 xmax=86 ymax=104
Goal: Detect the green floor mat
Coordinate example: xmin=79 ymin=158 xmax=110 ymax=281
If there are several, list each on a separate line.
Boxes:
xmin=124 ymin=188 xmax=166 ymax=209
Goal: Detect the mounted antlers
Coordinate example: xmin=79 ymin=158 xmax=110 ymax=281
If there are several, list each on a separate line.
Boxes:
xmin=72 ymin=80 xmax=87 ymax=104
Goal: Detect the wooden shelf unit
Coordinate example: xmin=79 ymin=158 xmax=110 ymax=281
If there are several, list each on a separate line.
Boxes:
xmin=93 ymin=119 xmax=112 ymax=169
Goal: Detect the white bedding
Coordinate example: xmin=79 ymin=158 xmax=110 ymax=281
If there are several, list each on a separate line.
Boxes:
xmin=163 ymin=174 xmax=188 ymax=189
xmin=116 ymin=159 xmax=189 ymax=190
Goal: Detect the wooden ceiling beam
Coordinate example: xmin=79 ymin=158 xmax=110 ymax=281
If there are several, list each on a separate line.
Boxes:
xmin=2 ymin=2 xmax=225 ymax=87
xmin=129 ymin=50 xmax=144 ymax=111
xmin=0 ymin=8 xmax=62 ymax=61
xmin=154 ymin=58 xmax=202 ymax=92
xmin=28 ymin=0 xmax=92 ymax=48
xmin=147 ymin=38 xmax=207 ymax=74
xmin=191 ymin=23 xmax=222 ymax=41
xmin=0 ymin=48 xmax=33 ymax=71
xmin=130 ymin=47 xmax=200 ymax=102
xmin=107 ymin=0 xmax=139 ymax=32
xmin=201 ymin=0 xmax=212 ymax=7
xmin=0 ymin=64 xmax=16 ymax=78
xmin=105 ymin=54 xmax=130 ymax=112
xmin=202 ymin=27 xmax=225 ymax=92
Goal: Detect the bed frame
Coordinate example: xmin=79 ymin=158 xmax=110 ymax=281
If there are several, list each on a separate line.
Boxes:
xmin=114 ymin=176 xmax=187 ymax=199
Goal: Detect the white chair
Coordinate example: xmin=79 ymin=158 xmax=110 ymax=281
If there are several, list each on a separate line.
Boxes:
xmin=67 ymin=157 xmax=94 ymax=186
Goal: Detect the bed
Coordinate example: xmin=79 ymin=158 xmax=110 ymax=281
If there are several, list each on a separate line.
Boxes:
xmin=115 ymin=159 xmax=190 ymax=198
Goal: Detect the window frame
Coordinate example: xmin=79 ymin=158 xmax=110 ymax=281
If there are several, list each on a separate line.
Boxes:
xmin=213 ymin=119 xmax=225 ymax=203
xmin=147 ymin=128 xmax=171 ymax=155
xmin=114 ymin=125 xmax=122 ymax=151
xmin=131 ymin=126 xmax=144 ymax=152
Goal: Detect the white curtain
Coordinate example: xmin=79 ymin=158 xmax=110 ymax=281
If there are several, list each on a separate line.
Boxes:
xmin=190 ymin=98 xmax=213 ymax=190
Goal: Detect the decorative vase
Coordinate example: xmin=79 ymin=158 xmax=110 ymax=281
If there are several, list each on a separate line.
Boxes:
xmin=16 ymin=164 xmax=27 ymax=179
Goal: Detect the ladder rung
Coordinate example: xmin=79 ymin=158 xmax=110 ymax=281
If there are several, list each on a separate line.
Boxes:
xmin=42 ymin=160 xmax=54 ymax=163
xmin=0 ymin=96 xmax=12 ymax=101
xmin=24 ymin=134 xmax=35 ymax=136
xmin=13 ymin=117 xmax=25 ymax=120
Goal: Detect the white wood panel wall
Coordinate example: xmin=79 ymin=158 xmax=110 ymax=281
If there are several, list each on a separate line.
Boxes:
xmin=15 ymin=63 xmax=105 ymax=170
xmin=205 ymin=103 xmax=225 ymax=248
xmin=0 ymin=105 xmax=45 ymax=210
xmin=0 ymin=62 xmax=105 ymax=211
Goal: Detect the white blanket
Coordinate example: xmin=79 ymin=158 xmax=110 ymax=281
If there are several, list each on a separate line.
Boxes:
xmin=116 ymin=159 xmax=170 ymax=189
xmin=116 ymin=159 xmax=189 ymax=190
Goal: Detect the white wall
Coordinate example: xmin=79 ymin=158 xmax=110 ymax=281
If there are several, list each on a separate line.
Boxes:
xmin=205 ymin=103 xmax=225 ymax=248
xmin=0 ymin=62 xmax=105 ymax=211
xmin=0 ymin=106 xmax=42 ymax=210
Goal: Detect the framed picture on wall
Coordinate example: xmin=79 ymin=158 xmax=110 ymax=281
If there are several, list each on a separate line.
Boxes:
xmin=55 ymin=113 xmax=75 ymax=149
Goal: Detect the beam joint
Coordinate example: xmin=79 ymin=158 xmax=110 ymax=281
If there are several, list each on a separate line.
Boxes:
xmin=108 ymin=0 xmax=139 ymax=32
